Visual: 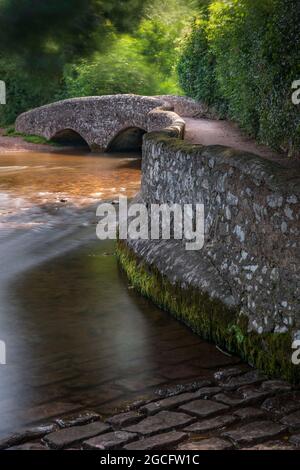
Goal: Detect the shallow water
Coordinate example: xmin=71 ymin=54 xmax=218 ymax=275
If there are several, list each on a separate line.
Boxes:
xmin=0 ymin=149 xmax=240 ymax=435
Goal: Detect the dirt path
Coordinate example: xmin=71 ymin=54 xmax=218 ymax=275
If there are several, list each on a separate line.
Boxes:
xmin=184 ymin=117 xmax=300 ymax=168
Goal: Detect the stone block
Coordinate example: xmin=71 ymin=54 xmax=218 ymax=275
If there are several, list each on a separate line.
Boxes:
xmin=125 ymin=431 xmax=187 ymax=450
xmin=179 ymin=399 xmax=229 ymax=418
xmin=43 ymin=421 xmax=110 ymax=449
xmin=223 ymin=421 xmax=287 ymax=445
xmin=124 ymin=411 xmax=195 ymax=436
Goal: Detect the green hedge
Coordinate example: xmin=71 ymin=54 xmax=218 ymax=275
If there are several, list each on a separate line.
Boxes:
xmin=178 ymin=0 xmax=300 ymax=157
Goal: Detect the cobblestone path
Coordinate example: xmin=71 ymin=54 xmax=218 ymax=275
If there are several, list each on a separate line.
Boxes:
xmin=2 ymin=366 xmax=300 ymax=450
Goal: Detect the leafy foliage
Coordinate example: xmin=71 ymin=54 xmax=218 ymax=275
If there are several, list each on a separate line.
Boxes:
xmin=178 ymin=0 xmax=300 ymax=156
xmin=57 ymin=34 xmax=180 ymax=100
xmin=0 ymin=0 xmax=149 ymax=125
xmin=58 ymin=0 xmax=196 ymax=100
xmin=177 ymin=17 xmax=226 ymax=115
xmin=0 ymin=55 xmax=62 ymax=125
xmin=0 ymin=0 xmax=148 ymax=69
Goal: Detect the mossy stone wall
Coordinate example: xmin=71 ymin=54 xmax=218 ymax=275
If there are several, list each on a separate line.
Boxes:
xmin=118 ymin=126 xmax=300 ymax=382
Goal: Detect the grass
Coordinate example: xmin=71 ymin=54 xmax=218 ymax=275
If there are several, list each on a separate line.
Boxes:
xmin=3 ymin=127 xmax=61 ymax=146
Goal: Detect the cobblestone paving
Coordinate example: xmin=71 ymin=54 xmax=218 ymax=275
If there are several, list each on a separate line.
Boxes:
xmin=2 ymin=367 xmax=300 ymax=451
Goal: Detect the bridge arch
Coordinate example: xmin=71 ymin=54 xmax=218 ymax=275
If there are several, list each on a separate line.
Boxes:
xmin=51 ymin=128 xmax=90 ymax=148
xmin=106 ymin=126 xmax=146 ymax=153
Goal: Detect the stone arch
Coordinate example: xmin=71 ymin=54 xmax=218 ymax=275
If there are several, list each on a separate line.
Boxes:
xmin=51 ymin=129 xmax=90 ymax=149
xmin=106 ymin=126 xmax=146 ymax=153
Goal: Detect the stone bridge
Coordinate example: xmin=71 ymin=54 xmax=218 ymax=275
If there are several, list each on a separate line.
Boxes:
xmin=15 ymin=95 xmax=185 ymax=152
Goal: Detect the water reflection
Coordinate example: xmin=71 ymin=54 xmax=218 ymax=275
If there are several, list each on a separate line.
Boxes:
xmin=0 ymin=150 xmax=141 ymax=207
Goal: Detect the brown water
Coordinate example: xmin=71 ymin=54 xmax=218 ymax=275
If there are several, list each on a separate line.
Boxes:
xmin=0 ymin=149 xmax=240 ymax=436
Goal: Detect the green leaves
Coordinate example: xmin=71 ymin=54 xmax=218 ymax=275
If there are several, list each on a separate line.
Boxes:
xmin=59 ymin=33 xmax=181 ymax=100
xmin=178 ymin=0 xmax=300 ymax=157
xmin=0 ymin=1 xmax=148 ymax=60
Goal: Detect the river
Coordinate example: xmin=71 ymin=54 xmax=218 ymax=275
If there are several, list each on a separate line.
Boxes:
xmin=0 ymin=148 xmax=239 ymax=436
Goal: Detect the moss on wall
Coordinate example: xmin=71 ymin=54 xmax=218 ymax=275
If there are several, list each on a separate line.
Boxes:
xmin=116 ymin=240 xmax=300 ymax=384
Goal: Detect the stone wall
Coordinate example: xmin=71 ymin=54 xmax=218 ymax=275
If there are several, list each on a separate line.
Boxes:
xmin=119 ymin=125 xmax=300 ymax=382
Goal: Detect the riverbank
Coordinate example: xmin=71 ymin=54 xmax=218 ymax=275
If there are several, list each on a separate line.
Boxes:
xmin=0 ymin=128 xmax=71 ymax=154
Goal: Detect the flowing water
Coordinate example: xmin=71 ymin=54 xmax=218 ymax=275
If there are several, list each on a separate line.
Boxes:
xmin=0 ymin=148 xmax=240 ymax=436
